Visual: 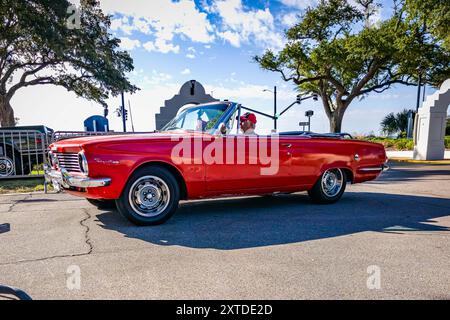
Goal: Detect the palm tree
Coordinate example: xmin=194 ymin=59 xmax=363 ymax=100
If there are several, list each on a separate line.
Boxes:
xmin=381 ymin=109 xmax=412 ymax=137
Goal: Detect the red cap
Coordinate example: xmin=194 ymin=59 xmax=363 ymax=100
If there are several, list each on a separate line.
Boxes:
xmin=239 ymin=112 xmax=257 ymax=124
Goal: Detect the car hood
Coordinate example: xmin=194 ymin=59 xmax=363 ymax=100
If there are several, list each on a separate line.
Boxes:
xmin=50 ymin=131 xmax=205 ymax=149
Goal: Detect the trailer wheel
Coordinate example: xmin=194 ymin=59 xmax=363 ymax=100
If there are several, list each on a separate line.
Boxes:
xmin=0 ymin=156 xmax=14 ymax=177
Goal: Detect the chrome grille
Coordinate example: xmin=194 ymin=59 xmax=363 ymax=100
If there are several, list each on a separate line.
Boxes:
xmin=55 ymin=152 xmax=81 ymax=173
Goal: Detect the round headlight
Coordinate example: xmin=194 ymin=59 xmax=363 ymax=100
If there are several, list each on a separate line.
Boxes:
xmin=78 ymin=151 xmax=89 ymax=175
xmin=48 ymin=151 xmax=58 ymax=168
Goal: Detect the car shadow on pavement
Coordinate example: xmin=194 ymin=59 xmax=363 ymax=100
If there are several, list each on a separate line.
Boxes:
xmin=95 ymin=192 xmax=450 ymax=250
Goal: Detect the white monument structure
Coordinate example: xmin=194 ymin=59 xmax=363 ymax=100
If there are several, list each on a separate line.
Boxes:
xmin=413 ymin=79 xmax=450 ymax=160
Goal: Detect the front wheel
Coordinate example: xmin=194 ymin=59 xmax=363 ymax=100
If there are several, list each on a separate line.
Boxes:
xmin=115 ymin=166 xmax=180 ymax=226
xmin=308 ymin=168 xmax=347 ymax=204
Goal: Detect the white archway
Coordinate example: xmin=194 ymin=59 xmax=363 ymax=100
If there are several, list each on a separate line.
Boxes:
xmin=413 ymin=79 xmax=450 ymax=160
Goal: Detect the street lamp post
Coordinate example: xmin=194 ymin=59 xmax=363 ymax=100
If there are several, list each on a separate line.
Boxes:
xmin=263 ymin=86 xmax=277 ymax=131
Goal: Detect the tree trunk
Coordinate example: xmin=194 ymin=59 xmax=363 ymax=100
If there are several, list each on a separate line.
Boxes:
xmin=320 ymin=96 xmax=346 ymax=133
xmin=0 ymin=95 xmax=15 ymax=127
xmin=329 ymin=111 xmax=344 ymax=133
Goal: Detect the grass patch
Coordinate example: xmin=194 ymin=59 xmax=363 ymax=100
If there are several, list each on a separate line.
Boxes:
xmin=0 ymin=178 xmax=53 ymax=194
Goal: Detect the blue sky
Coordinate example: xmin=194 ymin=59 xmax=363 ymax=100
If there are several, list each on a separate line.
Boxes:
xmin=13 ymin=0 xmax=443 ymax=134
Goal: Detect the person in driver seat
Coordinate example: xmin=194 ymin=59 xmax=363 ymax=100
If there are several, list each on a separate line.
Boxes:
xmin=239 ymin=112 xmax=257 ymax=135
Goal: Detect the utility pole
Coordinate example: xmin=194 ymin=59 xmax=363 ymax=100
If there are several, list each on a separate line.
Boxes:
xmin=274 ymin=86 xmax=277 ymax=131
xmin=121 ymin=91 xmax=127 ymax=132
xmin=128 ymin=100 xmax=135 ymax=132
xmin=415 ymin=72 xmax=422 ymax=113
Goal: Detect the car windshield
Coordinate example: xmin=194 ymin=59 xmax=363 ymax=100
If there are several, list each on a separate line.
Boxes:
xmin=161 ymin=103 xmax=229 ymax=133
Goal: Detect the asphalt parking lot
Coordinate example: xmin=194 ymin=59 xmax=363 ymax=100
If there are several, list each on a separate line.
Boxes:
xmin=1 ymin=162 xmax=449 ymax=299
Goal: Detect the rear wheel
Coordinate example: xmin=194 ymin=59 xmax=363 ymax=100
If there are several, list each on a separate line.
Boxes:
xmin=308 ymin=168 xmax=347 ymax=204
xmin=86 ymin=198 xmax=116 ymax=209
xmin=115 ymin=166 xmax=180 ymax=226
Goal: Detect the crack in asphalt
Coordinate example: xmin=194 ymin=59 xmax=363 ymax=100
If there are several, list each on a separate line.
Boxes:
xmin=6 ymin=194 xmax=33 ymax=213
xmin=0 ymin=208 xmax=93 ymax=266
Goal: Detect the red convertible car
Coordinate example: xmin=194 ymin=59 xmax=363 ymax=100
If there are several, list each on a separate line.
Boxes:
xmin=46 ymin=101 xmax=387 ymax=225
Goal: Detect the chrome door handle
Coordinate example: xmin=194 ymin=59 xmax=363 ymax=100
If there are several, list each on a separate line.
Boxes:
xmin=281 ymin=143 xmax=292 ymax=148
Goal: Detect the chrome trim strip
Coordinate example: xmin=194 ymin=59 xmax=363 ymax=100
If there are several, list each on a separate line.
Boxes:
xmin=359 ymin=164 xmax=389 ymax=172
xmin=359 ymin=167 xmax=383 ymax=172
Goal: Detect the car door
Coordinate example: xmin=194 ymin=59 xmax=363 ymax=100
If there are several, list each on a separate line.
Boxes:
xmin=288 ymin=136 xmax=322 ymax=187
xmin=204 ymin=133 xmax=293 ymax=193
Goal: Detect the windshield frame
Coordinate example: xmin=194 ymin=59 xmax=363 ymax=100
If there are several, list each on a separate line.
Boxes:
xmin=161 ymin=102 xmax=237 ymax=134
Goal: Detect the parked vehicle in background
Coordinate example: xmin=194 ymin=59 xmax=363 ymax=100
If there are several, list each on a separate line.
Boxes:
xmin=0 ymin=126 xmax=53 ymax=177
xmin=46 ymin=101 xmax=388 ymax=226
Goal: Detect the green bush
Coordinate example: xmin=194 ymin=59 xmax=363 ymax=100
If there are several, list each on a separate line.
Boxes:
xmin=358 ymin=137 xmax=414 ymax=150
xmin=358 ymin=136 xmax=450 ymax=150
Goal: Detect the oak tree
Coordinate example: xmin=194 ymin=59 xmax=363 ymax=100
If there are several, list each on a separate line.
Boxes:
xmin=255 ymin=0 xmax=449 ymax=132
xmin=0 ymin=0 xmax=138 ymax=126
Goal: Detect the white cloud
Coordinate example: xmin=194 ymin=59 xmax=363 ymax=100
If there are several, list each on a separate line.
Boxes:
xmin=118 ymin=37 xmax=141 ymax=51
xmin=217 ymin=30 xmax=241 ymax=47
xmin=186 ymin=53 xmax=196 ymax=59
xmin=100 ymin=0 xmax=214 ymax=54
xmin=143 ymin=39 xmax=180 ymax=54
xmin=280 ymin=0 xmax=316 ymax=9
xmin=110 ymin=16 xmax=134 ymax=35
xmin=211 ymin=0 xmax=284 ymax=51
xmin=281 ymin=12 xmax=300 ymax=27
xmin=141 ymin=70 xmax=172 ymax=85
xmin=181 ymin=68 xmax=191 ymax=75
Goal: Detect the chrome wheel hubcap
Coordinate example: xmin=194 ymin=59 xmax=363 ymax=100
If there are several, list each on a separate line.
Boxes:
xmin=321 ymin=168 xmax=343 ymax=198
xmin=0 ymin=157 xmax=14 ymax=177
xmin=129 ymin=175 xmax=170 ymax=217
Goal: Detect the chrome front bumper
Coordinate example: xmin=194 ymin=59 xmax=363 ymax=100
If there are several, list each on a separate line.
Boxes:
xmin=45 ymin=168 xmax=111 ymax=190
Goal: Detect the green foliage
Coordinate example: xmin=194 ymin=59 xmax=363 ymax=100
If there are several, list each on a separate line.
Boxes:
xmin=361 ymin=136 xmax=415 ymax=150
xmin=0 ymin=0 xmax=138 ymax=126
xmin=405 ymin=0 xmax=450 ymax=51
xmin=380 ymin=109 xmax=411 ymax=137
xmin=360 ymin=136 xmax=450 ymax=150
xmin=254 ymin=0 xmax=450 ymax=133
xmin=446 ymin=118 xmax=450 ymax=135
